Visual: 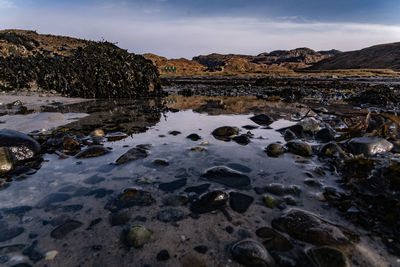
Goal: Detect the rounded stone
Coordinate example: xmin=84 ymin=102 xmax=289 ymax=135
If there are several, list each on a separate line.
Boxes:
xmin=126 ymin=225 xmax=153 ymax=248
xmin=265 ymin=144 xmax=285 ymax=157
xmin=231 ymin=239 xmax=275 ymax=267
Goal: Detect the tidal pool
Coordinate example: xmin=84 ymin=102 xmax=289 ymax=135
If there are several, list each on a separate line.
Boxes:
xmin=0 ymin=96 xmax=396 ymax=266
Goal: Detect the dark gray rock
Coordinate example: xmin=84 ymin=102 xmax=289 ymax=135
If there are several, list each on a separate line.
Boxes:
xmin=184 ymin=184 xmax=211 ymax=194
xmin=229 ymin=192 xmax=254 ymax=213
xmin=190 ymin=191 xmax=229 ymax=214
xmin=111 ymin=211 xmax=131 ymax=226
xmin=187 ymin=134 xmax=201 ymax=141
xmin=36 ymin=193 xmax=71 ymax=208
xmin=307 ymin=246 xmax=349 ymax=267
xmin=105 ymin=189 xmax=155 ymax=212
xmin=75 ymin=145 xmax=110 ymax=159
xmin=159 ymin=178 xmax=187 ymax=192
xmin=250 ymin=114 xmax=274 ymax=126
xmin=0 ymin=129 xmax=40 ymax=161
xmin=0 ymin=226 xmax=24 ymax=242
xmin=348 ymin=136 xmax=393 ymax=156
xmin=256 ymin=227 xmax=293 ymax=252
xmin=316 ymin=128 xmax=335 ymax=143
xmin=22 ymin=240 xmax=43 ymax=262
xmin=157 ymin=249 xmax=170 ymax=261
xmin=116 ymin=147 xmax=148 ymax=165
xmin=231 ymin=239 xmax=275 ymax=267
xmin=233 ymin=134 xmax=251 ymax=145
xmin=202 ymin=166 xmax=251 ymax=189
xmin=50 ymin=220 xmax=82 ymax=239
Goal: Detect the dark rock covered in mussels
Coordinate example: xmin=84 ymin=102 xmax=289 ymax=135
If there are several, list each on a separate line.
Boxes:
xmin=0 ymin=129 xmax=40 ymax=161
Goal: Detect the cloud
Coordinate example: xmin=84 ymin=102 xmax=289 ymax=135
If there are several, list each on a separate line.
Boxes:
xmin=0 ymin=0 xmax=15 ymax=9
xmin=1 ymin=8 xmax=399 ymax=58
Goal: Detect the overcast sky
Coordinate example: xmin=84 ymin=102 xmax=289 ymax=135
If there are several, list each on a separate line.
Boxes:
xmin=1 ymin=0 xmax=400 ymax=58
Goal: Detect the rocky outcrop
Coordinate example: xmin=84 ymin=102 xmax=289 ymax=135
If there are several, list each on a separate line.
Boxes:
xmin=0 ymin=30 xmax=163 ymax=98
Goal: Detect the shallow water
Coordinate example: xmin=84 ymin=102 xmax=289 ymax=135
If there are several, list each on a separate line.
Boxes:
xmin=0 ymin=97 xmax=397 ymax=266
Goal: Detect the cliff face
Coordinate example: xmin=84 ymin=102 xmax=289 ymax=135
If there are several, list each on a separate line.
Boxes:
xmin=309 ymin=43 xmax=400 ymax=71
xmin=0 ymin=30 xmax=163 ymax=98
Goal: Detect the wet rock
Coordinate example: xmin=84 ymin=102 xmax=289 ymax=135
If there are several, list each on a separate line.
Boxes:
xmin=211 ymin=126 xmax=239 ymax=141
xmin=0 ymin=129 xmax=40 ymax=161
xmin=87 ymin=218 xmax=102 ymax=230
xmin=85 ymin=188 xmax=113 ymax=199
xmin=0 ymin=244 xmax=26 ymax=254
xmin=1 ymin=205 xmax=32 ymax=215
xmin=187 ymin=134 xmax=201 ymax=141
xmin=190 ymin=147 xmax=206 ymax=152
xmin=307 ymin=246 xmax=349 ymax=267
xmin=153 ymin=159 xmax=169 ymax=166
xmin=156 ymin=249 xmax=170 ymax=261
xmin=75 ymin=145 xmax=110 ymax=159
xmin=286 ymin=141 xmax=313 ymax=157
xmin=231 ymin=239 xmax=275 ymax=267
xmin=105 ymin=132 xmax=128 ymax=142
xmin=53 ymin=204 xmax=83 ymax=213
xmin=90 ymin=129 xmax=105 ymax=137
xmin=271 ymin=209 xmax=353 ymax=246
xmin=115 ymin=147 xmax=148 ymax=165
xmin=256 ymin=227 xmax=293 ymax=252
xmin=263 ymin=194 xmax=281 ymax=209
xmin=159 ymin=178 xmax=187 ymax=192
xmin=242 ymin=125 xmax=259 ymax=130
xmin=0 ymin=255 xmax=8 ymax=264
xmin=190 ymin=190 xmax=229 ymax=214
xmin=250 ymin=114 xmax=274 ymax=126
xmin=265 ymin=144 xmax=285 ymax=157
xmin=105 ymin=189 xmax=155 ymax=212
xmin=348 ymin=136 xmax=393 ymax=156
xmin=180 ymin=253 xmax=206 ymax=267
xmin=169 ymin=130 xmax=181 ymax=136
xmin=284 ymin=129 xmax=296 ymax=141
xmin=229 ymin=192 xmax=254 ymax=213
xmin=126 ymin=225 xmax=153 ymax=248
xmin=194 ymin=245 xmax=208 ymax=254
xmin=298 ymin=118 xmax=319 ymax=132
xmin=36 ymin=193 xmax=71 ymax=208
xmin=50 ymin=220 xmax=82 ymax=239
xmin=10 ymin=263 xmax=33 ymax=267
xmin=304 ymin=178 xmax=323 ymax=187
xmin=316 ymin=128 xmax=335 ymax=143
xmin=22 ymin=240 xmax=43 ymax=262
xmin=0 ymin=147 xmax=15 ymax=174
xmin=202 ymin=166 xmax=251 ymax=189
xmin=319 ymin=142 xmax=346 ymax=158
xmin=111 ymin=211 xmax=131 ymax=226
xmin=83 ymin=175 xmax=105 ymax=184
xmin=184 ymin=184 xmax=211 ymax=195
xmin=162 ymin=195 xmax=189 ymax=206
xmin=0 ymin=226 xmax=24 ymax=242
xmin=156 ymin=208 xmax=185 ymax=222
xmin=233 ymin=134 xmax=251 ymax=145
xmin=227 ymin=163 xmax=252 ymax=173
xmin=265 ymin=183 xmax=300 ymax=196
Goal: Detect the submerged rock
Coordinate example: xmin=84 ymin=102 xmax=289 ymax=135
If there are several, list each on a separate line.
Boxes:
xmin=271 ymin=209 xmax=355 ymax=246
xmin=126 ymin=225 xmax=153 ymax=248
xmin=265 ymin=143 xmax=285 ymax=157
xmin=187 ymin=134 xmax=202 ymax=141
xmin=229 ymin=192 xmax=254 ymax=213
xmin=231 ymin=239 xmax=275 ymax=267
xmin=156 ymin=208 xmax=185 ymax=222
xmin=307 ymin=246 xmax=349 ymax=267
xmin=156 ymin=249 xmax=170 ymax=261
xmin=184 ymin=184 xmax=211 ymax=195
xmin=286 ymin=141 xmax=313 ymax=157
xmin=0 ymin=129 xmax=40 ymax=161
xmin=265 ymin=183 xmax=300 ymax=196
xmin=348 ymin=136 xmax=393 ymax=156
xmin=159 ymin=178 xmax=187 ymax=192
xmin=115 ymin=147 xmax=148 ymax=165
xmin=0 ymin=147 xmax=15 ymax=174
xmin=105 ymin=189 xmax=155 ymax=212
xmin=256 ymin=227 xmax=293 ymax=252
xmin=190 ymin=190 xmax=229 ymax=214
xmin=211 ymin=126 xmax=239 ymax=141
xmin=50 ymin=220 xmax=82 ymax=239
xmin=202 ymin=166 xmax=251 ymax=189
xmin=263 ymin=194 xmax=281 ymax=209
xmin=0 ymin=226 xmax=24 ymax=242
xmin=75 ymin=145 xmax=110 ymax=159
xmin=250 ymin=114 xmax=274 ymax=126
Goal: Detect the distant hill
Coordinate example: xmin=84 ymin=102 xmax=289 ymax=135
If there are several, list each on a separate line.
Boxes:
xmin=0 ymin=29 xmax=162 ymax=98
xmin=309 ymin=43 xmax=400 ymax=71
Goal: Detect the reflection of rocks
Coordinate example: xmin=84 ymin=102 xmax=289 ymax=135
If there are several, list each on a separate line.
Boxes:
xmin=60 ymin=99 xmax=163 ymax=136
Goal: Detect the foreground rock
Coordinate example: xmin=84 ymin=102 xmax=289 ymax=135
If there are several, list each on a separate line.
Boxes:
xmin=0 ymin=129 xmax=40 ymax=161
xmin=202 ymin=166 xmax=251 ymax=188
xmin=231 ymin=239 xmax=275 ymax=267
xmin=211 ymin=126 xmax=239 ymax=141
xmin=271 ymin=209 xmax=356 ymax=246
xmin=126 ymin=225 xmax=153 ymax=248
xmin=348 ymin=136 xmax=393 ymax=156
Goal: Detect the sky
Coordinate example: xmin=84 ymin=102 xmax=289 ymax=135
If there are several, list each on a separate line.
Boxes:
xmin=1 ymin=0 xmax=400 ymax=58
